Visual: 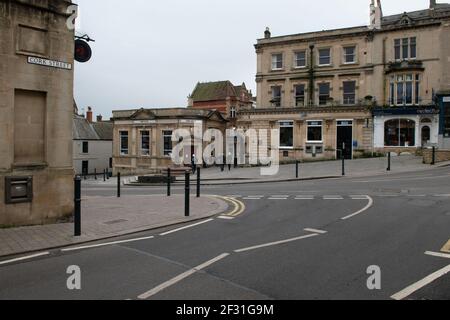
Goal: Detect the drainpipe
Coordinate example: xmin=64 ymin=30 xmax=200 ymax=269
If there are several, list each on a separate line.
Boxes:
xmin=309 ymin=44 xmax=315 ymax=106
xmin=382 ymin=37 xmax=387 ymax=106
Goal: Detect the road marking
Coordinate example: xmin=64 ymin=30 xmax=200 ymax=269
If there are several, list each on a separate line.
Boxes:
xmin=0 ymin=252 xmax=50 ymax=266
xmin=441 ymin=240 xmax=450 ymax=253
xmin=304 ymin=228 xmax=328 ymax=234
xmin=323 ymin=196 xmax=344 ymax=200
xmin=159 ymin=219 xmax=214 ymax=236
xmin=138 ymin=253 xmax=230 ymax=300
xmin=234 ymin=234 xmax=320 ymax=253
xmin=425 ymin=251 xmax=450 ymax=259
xmin=61 ymin=236 xmax=155 ymax=252
xmin=391 ymin=264 xmax=450 ymax=300
xmin=341 ymin=195 xmax=374 ymax=220
xmin=243 ymin=197 xmax=263 ymax=200
xmin=350 ymin=195 xmax=370 ymax=200
xmin=295 ymin=197 xmax=315 ymax=200
xmin=433 ymin=194 xmax=450 ymax=198
xmin=268 ymin=197 xmax=288 ymax=200
xmin=407 ymin=195 xmax=427 ymax=197
xmin=376 ymin=194 xmax=400 ymax=198
xmin=218 ymin=216 xmax=234 ymax=220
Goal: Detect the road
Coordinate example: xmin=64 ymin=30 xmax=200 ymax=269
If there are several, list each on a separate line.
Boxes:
xmin=0 ymin=166 xmax=449 ymax=300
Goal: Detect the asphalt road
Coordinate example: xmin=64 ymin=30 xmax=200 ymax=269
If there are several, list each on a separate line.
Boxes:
xmin=0 ymin=166 xmax=449 ymax=300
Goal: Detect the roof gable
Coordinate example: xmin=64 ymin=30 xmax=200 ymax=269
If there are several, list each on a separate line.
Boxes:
xmin=130 ymin=108 xmax=156 ymax=120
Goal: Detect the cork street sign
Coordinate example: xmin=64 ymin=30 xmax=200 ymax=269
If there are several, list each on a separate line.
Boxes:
xmin=27 ymin=56 xmax=73 ymax=70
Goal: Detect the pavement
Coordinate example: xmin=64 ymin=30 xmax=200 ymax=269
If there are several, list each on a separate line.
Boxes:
xmin=0 ymin=195 xmax=229 ymax=258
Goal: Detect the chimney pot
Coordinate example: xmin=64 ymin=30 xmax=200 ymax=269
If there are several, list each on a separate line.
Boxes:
xmin=264 ymin=27 xmax=271 ymax=39
xmin=96 ymin=115 xmax=103 ymax=122
xmin=86 ymin=107 xmax=93 ymax=123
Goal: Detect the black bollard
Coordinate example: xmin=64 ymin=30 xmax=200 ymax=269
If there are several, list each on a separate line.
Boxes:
xmin=103 ymin=169 xmax=106 ymax=182
xmin=431 ymin=146 xmax=436 ymax=165
xmin=167 ymin=168 xmax=171 ymax=197
xmin=197 ymin=167 xmax=201 ymax=198
xmin=94 ymin=168 xmax=97 ymax=180
xmin=185 ymin=171 xmax=190 ymax=217
xmin=296 ymin=161 xmax=299 ymax=179
xmin=74 ymin=176 xmax=81 ymax=237
xmin=387 ymin=152 xmax=391 ymax=171
xmin=117 ymin=172 xmax=121 ymax=198
xmin=342 ymin=155 xmax=345 ymax=176
xmin=106 ymin=169 xmax=110 ymax=180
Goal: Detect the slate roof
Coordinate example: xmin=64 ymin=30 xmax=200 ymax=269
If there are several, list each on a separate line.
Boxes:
xmin=382 ymin=3 xmax=450 ymax=26
xmin=73 ymin=115 xmax=113 ymax=141
xmin=190 ymin=81 xmax=239 ymax=102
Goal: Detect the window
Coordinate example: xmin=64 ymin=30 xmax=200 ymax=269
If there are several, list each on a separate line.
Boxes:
xmin=82 ymin=141 xmax=89 ymax=154
xmin=271 ymin=53 xmax=283 ymax=70
xmin=318 ymin=48 xmax=331 ymax=66
xmin=163 ymin=130 xmax=173 ymax=156
xmin=279 ymin=121 xmax=294 ymax=148
xmin=294 ymin=84 xmax=306 ymax=107
xmin=141 ymin=131 xmax=150 ymax=156
xmin=307 ymin=121 xmax=323 ymax=142
xmin=119 ymin=131 xmax=129 ymax=155
xmin=230 ymin=107 xmax=237 ymax=119
xmin=390 ymin=74 xmax=420 ymax=106
xmin=343 ymin=46 xmax=356 ymax=64
xmin=318 ymin=83 xmax=331 ymax=105
xmin=343 ymin=81 xmax=356 ymax=105
xmin=294 ymin=51 xmax=307 ymax=68
xmin=271 ymin=86 xmax=282 ymax=107
xmin=395 ymin=38 xmax=417 ymax=61
xmin=384 ymin=119 xmax=416 ymax=147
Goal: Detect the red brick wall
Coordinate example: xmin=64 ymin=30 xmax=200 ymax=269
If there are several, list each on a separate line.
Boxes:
xmin=192 ymin=101 xmax=228 ymax=113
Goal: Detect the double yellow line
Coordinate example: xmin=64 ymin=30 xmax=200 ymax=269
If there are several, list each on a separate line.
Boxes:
xmin=209 ymin=195 xmax=246 ymax=218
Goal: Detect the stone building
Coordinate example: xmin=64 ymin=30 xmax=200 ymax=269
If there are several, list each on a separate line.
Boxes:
xmin=111 ymin=108 xmax=228 ymax=175
xmin=0 ymin=0 xmax=75 ymax=226
xmin=241 ymin=0 xmax=450 ymax=161
xmin=73 ymin=107 xmax=113 ymax=176
xmin=188 ymin=81 xmax=253 ymax=119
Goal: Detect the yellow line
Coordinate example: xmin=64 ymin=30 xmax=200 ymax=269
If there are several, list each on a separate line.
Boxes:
xmin=208 ymin=195 xmax=246 ymax=217
xmin=441 ymin=239 xmax=450 ymax=253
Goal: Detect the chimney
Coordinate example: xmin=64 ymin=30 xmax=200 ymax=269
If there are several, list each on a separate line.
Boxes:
xmin=430 ymin=0 xmax=436 ymax=8
xmin=264 ymin=27 xmax=271 ymax=39
xmin=96 ymin=115 xmax=103 ymax=122
xmin=86 ymin=107 xmax=93 ymax=123
xmin=369 ymin=0 xmax=382 ymax=30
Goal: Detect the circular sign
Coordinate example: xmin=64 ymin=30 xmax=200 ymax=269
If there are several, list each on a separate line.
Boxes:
xmin=74 ymin=39 xmax=92 ymax=63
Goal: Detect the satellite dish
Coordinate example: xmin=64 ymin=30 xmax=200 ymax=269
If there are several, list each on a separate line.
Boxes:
xmin=74 ymin=39 xmax=92 ymax=63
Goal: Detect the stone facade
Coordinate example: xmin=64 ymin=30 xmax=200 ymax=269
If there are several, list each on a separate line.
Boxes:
xmin=0 ymin=0 xmax=75 ymax=226
xmin=423 ymin=148 xmax=450 ymax=164
xmin=112 ymin=108 xmax=228 ymax=175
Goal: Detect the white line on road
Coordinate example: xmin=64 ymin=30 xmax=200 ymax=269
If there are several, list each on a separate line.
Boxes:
xmin=323 ymin=196 xmax=344 ymax=200
xmin=341 ymin=196 xmax=374 ymax=220
xmin=304 ymin=228 xmax=328 ymax=234
xmin=159 ymin=219 xmax=214 ymax=236
xmin=218 ymin=216 xmax=235 ymax=220
xmin=425 ymin=251 xmax=450 ymax=259
xmin=234 ymin=234 xmax=320 ymax=253
xmin=138 ymin=253 xmax=230 ymax=300
xmin=433 ymin=194 xmax=450 ymax=197
xmin=61 ymin=236 xmax=155 ymax=252
xmin=295 ymin=197 xmax=315 ymax=200
xmin=391 ymin=264 xmax=450 ymax=300
xmin=0 ymin=252 xmax=50 ymax=266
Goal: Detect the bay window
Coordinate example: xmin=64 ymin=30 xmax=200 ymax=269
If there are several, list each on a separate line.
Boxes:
xmin=390 ymin=74 xmax=420 ymax=106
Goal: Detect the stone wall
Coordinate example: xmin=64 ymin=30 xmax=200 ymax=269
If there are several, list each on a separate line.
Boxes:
xmin=423 ymin=148 xmax=450 ymax=164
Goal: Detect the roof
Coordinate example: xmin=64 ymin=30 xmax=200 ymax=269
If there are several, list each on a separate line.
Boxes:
xmin=73 ymin=115 xmax=113 ymax=141
xmin=256 ymin=3 xmax=450 ymax=45
xmin=190 ymin=81 xmax=238 ymax=102
xmin=112 ymin=107 xmax=228 ymax=122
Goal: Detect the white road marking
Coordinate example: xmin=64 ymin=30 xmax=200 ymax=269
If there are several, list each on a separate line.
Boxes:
xmin=61 ymin=236 xmax=155 ymax=252
xmin=0 ymin=252 xmax=50 ymax=266
xmin=425 ymin=251 xmax=450 ymax=259
xmin=159 ymin=219 xmax=214 ymax=236
xmin=234 ymin=234 xmax=320 ymax=253
xmin=350 ymin=195 xmax=370 ymax=200
xmin=407 ymin=195 xmax=427 ymax=197
xmin=391 ymin=264 xmax=450 ymax=300
xmin=218 ymin=216 xmax=234 ymax=220
xmin=341 ymin=195 xmax=374 ymax=220
xmin=243 ymin=196 xmax=264 ymax=200
xmin=295 ymin=197 xmax=315 ymax=200
xmin=138 ymin=253 xmax=230 ymax=300
xmin=323 ymin=196 xmax=344 ymax=200
xmin=433 ymin=194 xmax=450 ymax=197
xmin=268 ymin=197 xmax=288 ymax=200
xmin=304 ymin=228 xmax=328 ymax=234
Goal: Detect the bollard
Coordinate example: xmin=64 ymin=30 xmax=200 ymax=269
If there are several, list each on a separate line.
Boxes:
xmin=387 ymin=152 xmax=391 ymax=171
xmin=103 ymin=169 xmax=106 ymax=182
xmin=106 ymin=169 xmax=110 ymax=180
xmin=342 ymin=155 xmax=345 ymax=176
xmin=117 ymin=172 xmax=121 ymax=198
xmin=94 ymin=168 xmax=97 ymax=180
xmin=431 ymin=147 xmax=436 ymax=165
xmin=167 ymin=168 xmax=171 ymax=197
xmin=296 ymin=161 xmax=299 ymax=179
xmin=185 ymin=171 xmax=190 ymax=217
xmin=197 ymin=167 xmax=201 ymax=198
xmin=74 ymin=176 xmax=81 ymax=237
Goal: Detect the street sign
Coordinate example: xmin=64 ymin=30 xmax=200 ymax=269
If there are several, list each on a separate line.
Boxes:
xmin=74 ymin=39 xmax=92 ymax=63
xmin=27 ymin=56 xmax=72 ymax=70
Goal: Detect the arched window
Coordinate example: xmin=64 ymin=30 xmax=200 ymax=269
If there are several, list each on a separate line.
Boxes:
xmin=384 ymin=119 xmax=416 ymax=147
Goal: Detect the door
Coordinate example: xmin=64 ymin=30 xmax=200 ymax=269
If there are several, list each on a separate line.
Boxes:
xmin=82 ymin=161 xmax=89 ymax=176
xmin=421 ymin=126 xmax=431 ymax=146
xmin=337 ymin=121 xmax=353 ymax=160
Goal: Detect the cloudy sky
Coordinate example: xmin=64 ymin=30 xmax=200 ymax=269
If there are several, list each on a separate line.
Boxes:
xmin=73 ymin=0 xmax=430 ymax=118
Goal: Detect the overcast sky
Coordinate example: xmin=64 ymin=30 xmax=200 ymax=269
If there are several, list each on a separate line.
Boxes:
xmin=73 ymin=0 xmax=430 ymax=118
